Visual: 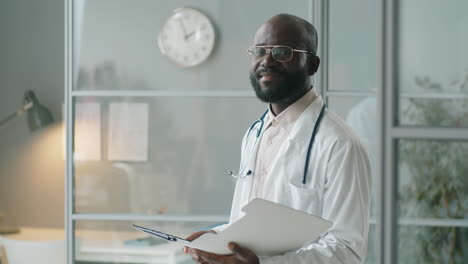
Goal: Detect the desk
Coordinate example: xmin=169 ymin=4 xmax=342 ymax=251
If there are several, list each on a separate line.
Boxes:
xmin=0 ymin=245 xmax=7 ymax=264
xmin=0 ymin=227 xmax=190 ymax=264
xmin=76 ymin=229 xmax=189 ymax=263
xmin=0 ymin=227 xmax=65 ymax=264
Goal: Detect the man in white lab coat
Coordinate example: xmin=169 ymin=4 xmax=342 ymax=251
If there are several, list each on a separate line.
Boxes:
xmin=185 ymin=13 xmax=372 ymax=264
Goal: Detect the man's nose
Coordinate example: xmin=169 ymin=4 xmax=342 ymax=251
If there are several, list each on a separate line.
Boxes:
xmin=261 ymin=51 xmax=279 ymax=68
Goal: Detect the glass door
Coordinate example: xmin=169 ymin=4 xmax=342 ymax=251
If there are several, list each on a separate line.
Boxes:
xmin=65 ymin=1 xmax=315 ymax=263
xmin=395 ymin=1 xmax=468 ymax=263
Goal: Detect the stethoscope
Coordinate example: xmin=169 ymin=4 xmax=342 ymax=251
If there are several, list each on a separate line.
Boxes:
xmin=228 ymin=103 xmax=327 ymax=185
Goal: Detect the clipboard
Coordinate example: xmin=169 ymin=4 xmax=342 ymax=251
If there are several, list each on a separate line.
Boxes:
xmin=131 ymin=224 xmax=191 ymax=245
xmin=132 ymin=198 xmax=332 ymax=256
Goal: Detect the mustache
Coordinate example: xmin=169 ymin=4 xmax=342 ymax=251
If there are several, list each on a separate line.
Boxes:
xmin=254 ymin=68 xmax=286 ymax=78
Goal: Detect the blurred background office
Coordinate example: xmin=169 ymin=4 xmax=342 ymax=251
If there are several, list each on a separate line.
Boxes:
xmin=0 ymin=0 xmax=467 ymax=264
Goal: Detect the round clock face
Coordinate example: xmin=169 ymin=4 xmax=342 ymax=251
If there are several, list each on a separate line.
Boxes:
xmin=158 ymin=8 xmax=216 ymax=67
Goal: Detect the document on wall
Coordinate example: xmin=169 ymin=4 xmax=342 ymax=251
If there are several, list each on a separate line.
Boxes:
xmin=108 ymin=102 xmax=149 ymax=161
xmin=132 ymin=198 xmax=333 ymax=256
xmin=74 ymin=102 xmax=102 ymax=161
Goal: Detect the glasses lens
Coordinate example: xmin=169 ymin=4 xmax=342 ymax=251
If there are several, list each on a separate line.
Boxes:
xmin=249 ymin=47 xmax=266 ymax=59
xmin=272 ymin=47 xmax=293 ymax=62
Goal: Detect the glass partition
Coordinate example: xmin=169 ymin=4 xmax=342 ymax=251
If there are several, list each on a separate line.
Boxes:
xmin=397 ymin=139 xmax=468 ymax=263
xmin=72 ymin=96 xmax=265 ymax=215
xmin=69 ymin=1 xmax=315 ymax=263
xmin=397 ymin=0 xmax=468 ymax=127
xmin=328 ymin=0 xmax=381 ymax=92
xmin=73 ymin=0 xmax=313 ymax=92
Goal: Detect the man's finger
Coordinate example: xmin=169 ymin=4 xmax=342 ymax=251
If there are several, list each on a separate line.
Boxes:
xmin=185 ymin=230 xmax=216 ymax=242
xmin=194 ymin=249 xmax=228 ymax=264
xmin=228 ymin=242 xmax=251 ymax=259
xmin=187 ymin=248 xmax=205 ymax=263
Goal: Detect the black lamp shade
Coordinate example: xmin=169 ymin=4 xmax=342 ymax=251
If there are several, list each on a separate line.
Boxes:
xmin=24 ymin=90 xmax=54 ymax=131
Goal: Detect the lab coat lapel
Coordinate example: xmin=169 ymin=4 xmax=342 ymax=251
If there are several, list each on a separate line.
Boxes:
xmin=268 ymin=96 xmax=325 ymax=187
xmin=287 ymin=96 xmax=325 ymax=150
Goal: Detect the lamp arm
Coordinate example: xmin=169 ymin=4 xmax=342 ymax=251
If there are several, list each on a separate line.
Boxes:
xmin=0 ymin=102 xmax=33 ymax=128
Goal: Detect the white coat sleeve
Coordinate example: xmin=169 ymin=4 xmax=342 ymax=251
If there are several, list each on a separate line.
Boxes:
xmin=259 ymin=139 xmax=372 ymax=264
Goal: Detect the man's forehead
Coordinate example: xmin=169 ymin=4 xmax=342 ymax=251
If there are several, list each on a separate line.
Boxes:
xmin=253 ymin=21 xmax=303 ymax=47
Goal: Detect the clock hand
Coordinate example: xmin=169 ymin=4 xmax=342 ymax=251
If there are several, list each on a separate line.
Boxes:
xmin=185 ymin=31 xmax=196 ymax=41
xmin=177 ymin=18 xmax=189 ymax=40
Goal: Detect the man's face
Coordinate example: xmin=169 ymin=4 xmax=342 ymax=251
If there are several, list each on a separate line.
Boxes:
xmin=249 ymin=21 xmax=313 ymax=104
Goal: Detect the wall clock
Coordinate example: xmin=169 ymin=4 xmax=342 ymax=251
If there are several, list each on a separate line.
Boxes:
xmin=158 ymin=8 xmax=216 ymax=67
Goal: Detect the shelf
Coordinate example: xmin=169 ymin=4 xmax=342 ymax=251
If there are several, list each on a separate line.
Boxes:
xmin=71 ymin=90 xmax=255 ymax=97
xmin=400 ymin=92 xmax=468 ymax=99
xmin=72 ymin=213 xmax=229 ymax=223
xmin=369 ymin=218 xmax=468 ymax=227
xmin=325 ymin=90 xmax=468 ymax=99
xmin=398 ymin=218 xmax=468 ymax=227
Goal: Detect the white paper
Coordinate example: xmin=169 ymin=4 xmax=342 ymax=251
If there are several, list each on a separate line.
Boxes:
xmin=134 ymin=198 xmax=333 ymax=256
xmin=74 ymin=103 xmax=102 ymax=161
xmin=107 ymin=102 xmax=149 ymax=161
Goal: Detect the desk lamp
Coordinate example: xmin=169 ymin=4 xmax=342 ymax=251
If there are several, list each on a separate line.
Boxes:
xmin=0 ymin=90 xmax=54 ymax=234
xmin=0 ymin=90 xmax=53 ymax=131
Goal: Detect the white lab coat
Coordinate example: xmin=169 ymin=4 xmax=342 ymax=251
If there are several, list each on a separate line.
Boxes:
xmin=214 ymin=95 xmax=372 ymax=264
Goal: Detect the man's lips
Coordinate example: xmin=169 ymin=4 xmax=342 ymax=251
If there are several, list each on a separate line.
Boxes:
xmin=256 ymin=70 xmax=284 ymax=82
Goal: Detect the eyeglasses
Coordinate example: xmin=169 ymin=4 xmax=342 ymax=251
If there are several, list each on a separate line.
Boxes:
xmin=247 ymin=45 xmax=315 ymax=62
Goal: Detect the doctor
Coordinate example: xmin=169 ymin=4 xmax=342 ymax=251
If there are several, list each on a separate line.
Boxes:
xmin=185 ymin=13 xmax=372 ymax=264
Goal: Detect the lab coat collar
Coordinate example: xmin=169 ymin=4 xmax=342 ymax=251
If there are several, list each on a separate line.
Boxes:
xmin=265 ymin=89 xmax=318 ymax=131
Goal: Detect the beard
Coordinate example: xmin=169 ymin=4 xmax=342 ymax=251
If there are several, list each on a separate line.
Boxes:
xmin=249 ymin=68 xmax=309 ymax=104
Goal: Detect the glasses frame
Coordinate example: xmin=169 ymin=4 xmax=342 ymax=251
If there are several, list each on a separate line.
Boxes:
xmin=247 ymin=45 xmax=315 ymax=62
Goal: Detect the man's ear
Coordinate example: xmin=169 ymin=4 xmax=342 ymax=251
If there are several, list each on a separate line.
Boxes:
xmin=307 ymin=55 xmax=320 ymax=76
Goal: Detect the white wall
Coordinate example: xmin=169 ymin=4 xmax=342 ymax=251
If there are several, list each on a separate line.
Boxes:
xmin=0 ymin=0 xmax=65 ymax=228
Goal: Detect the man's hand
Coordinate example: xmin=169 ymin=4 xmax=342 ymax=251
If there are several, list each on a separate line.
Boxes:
xmin=186 ymin=242 xmax=260 ymax=264
xmin=183 ymin=230 xmax=216 ymax=254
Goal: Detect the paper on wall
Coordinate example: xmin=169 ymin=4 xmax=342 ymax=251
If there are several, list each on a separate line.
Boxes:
xmin=74 ymin=102 xmax=102 ymax=161
xmin=107 ymin=102 xmax=149 ymax=161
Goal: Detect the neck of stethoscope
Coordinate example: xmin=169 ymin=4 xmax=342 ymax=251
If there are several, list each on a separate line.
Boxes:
xmin=229 ymin=103 xmax=327 ymax=186
xmin=228 ymin=109 xmax=268 ymax=178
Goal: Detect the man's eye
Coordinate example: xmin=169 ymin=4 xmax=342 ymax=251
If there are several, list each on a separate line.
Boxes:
xmin=254 ymin=48 xmax=265 ymax=56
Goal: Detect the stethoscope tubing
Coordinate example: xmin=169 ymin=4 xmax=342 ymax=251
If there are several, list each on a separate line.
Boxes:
xmin=230 ymin=104 xmax=326 ymax=185
xmin=228 ymin=110 xmax=268 ymax=178
xmin=302 ymin=104 xmax=326 ymax=184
